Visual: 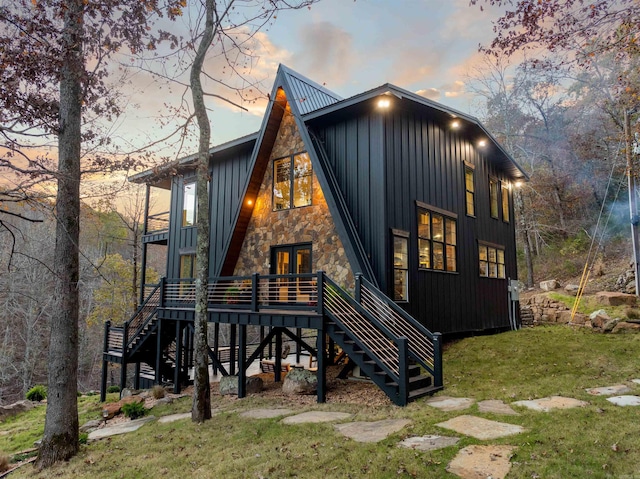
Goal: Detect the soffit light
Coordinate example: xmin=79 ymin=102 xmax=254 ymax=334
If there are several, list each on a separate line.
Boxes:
xmin=478 ymin=139 xmax=487 ymax=147
xmin=377 ymin=97 xmax=391 ymax=109
xmin=451 ymin=120 xmax=460 ymax=129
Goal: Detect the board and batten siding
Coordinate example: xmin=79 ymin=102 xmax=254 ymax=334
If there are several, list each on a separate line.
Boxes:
xmin=311 ymin=102 xmax=518 ymax=335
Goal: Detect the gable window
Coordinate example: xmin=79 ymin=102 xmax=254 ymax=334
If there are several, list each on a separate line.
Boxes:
xmin=501 ymin=184 xmax=510 ymax=223
xmin=182 ymin=181 xmax=197 ymax=227
xmin=479 ymin=243 xmax=505 ymax=279
xmin=489 ymin=178 xmax=499 ymax=219
xmin=464 ymin=165 xmax=475 ymax=216
xmin=392 ymin=230 xmax=409 ymax=301
xmin=417 ymin=205 xmax=457 ymax=272
xmin=273 ymin=152 xmax=312 ymax=210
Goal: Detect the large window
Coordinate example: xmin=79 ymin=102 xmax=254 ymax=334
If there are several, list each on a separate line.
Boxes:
xmin=479 ymin=243 xmax=505 ymax=279
xmin=418 ymin=206 xmax=457 ymax=272
xmin=393 ymin=232 xmax=409 ymax=301
xmin=182 ymin=181 xmax=196 ymax=227
xmin=464 ymin=165 xmax=475 ymax=216
xmin=180 ymin=254 xmax=195 ymax=278
xmin=501 ymin=184 xmax=510 ymax=222
xmin=489 ymin=177 xmax=499 ymax=219
xmin=273 ymin=152 xmax=312 ymax=210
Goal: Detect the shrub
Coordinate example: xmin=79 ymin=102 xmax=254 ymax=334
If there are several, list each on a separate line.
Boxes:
xmin=121 ymin=401 xmax=146 ymax=420
xmin=0 ymin=455 xmax=9 ymax=473
xmin=107 ymin=385 xmax=120 ymax=394
xmin=79 ymin=432 xmax=89 ymax=445
xmin=151 ymin=385 xmax=165 ymax=399
xmin=26 ymin=385 xmax=47 ymax=402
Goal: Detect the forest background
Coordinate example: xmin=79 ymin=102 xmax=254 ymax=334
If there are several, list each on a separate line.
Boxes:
xmin=1 ymin=0 xmax=639 ymax=406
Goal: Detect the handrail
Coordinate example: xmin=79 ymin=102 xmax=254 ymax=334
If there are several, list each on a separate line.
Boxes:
xmin=356 ymin=275 xmax=442 ymax=386
xmin=125 ymin=280 xmax=162 ymax=348
xmin=323 ymin=275 xmax=402 ymax=378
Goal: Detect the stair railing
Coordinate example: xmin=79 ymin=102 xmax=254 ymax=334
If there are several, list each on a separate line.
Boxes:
xmin=356 ymin=275 xmax=442 ymax=388
xmin=321 ymin=274 xmax=405 ymax=379
xmin=124 ymin=279 xmax=163 ymax=350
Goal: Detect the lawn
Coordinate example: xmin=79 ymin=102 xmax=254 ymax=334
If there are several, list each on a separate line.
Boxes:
xmin=3 ymin=326 xmax=640 ymax=478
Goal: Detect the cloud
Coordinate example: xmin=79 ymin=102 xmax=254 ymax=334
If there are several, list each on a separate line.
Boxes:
xmin=416 ymin=88 xmax=441 ymax=101
xmin=443 ymin=80 xmax=466 ymax=98
xmin=291 ymin=21 xmax=353 ymax=86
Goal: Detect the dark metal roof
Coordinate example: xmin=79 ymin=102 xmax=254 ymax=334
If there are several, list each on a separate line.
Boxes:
xmin=279 ymin=64 xmax=342 ymax=115
xmin=303 ymin=83 xmax=529 ymax=181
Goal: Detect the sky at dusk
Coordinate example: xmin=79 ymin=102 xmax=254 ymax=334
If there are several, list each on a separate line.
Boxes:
xmin=120 ymin=0 xmax=507 ymax=159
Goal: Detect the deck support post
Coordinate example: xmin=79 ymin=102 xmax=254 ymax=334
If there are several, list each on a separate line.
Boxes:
xmin=398 ymin=337 xmax=409 ymax=407
xmin=155 ymin=318 xmax=162 ymax=384
xmin=433 ymin=332 xmax=443 ymax=389
xmin=230 ymin=325 xmax=236 ymax=375
xmin=212 ymin=322 xmax=220 ymax=375
xmin=139 ymin=183 xmax=150 ymax=306
xmin=238 ymin=325 xmax=247 ymax=398
xmin=274 ymin=328 xmax=282 ymax=382
xmin=316 ymin=322 xmax=326 ymax=403
xmin=174 ymin=321 xmax=182 ymax=393
xmin=120 ymin=323 xmax=128 ymax=394
xmin=100 ymin=320 xmax=110 ymax=402
xmin=295 ymin=327 xmax=301 ymax=363
xmin=134 ymin=362 xmax=141 ymax=390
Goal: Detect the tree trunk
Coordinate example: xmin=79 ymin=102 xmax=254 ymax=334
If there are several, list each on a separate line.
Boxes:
xmin=190 ymin=0 xmax=215 ymax=423
xmin=516 ymin=188 xmax=534 ymax=287
xmin=36 ymin=0 xmax=83 ymax=468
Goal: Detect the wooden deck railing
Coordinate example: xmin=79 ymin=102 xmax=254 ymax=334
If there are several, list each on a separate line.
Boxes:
xmin=145 ymin=211 xmax=169 ymax=234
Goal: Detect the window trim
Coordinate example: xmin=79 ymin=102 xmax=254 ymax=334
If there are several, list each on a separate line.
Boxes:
xmin=272 ymin=151 xmax=313 ymax=211
xmin=181 ymin=180 xmax=197 ymax=228
xmin=416 ymin=203 xmax=457 ymax=273
xmin=478 ymin=241 xmax=506 ymax=279
xmin=464 ymin=163 xmax=475 ymax=217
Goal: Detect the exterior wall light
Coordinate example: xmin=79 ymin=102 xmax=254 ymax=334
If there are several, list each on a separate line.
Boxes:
xmin=514 ymin=180 xmax=523 ymax=188
xmin=451 ymin=120 xmax=460 ymax=129
xmin=377 ymin=97 xmax=391 ymax=109
xmin=478 ymin=140 xmax=487 ymax=147
xmin=247 ymin=199 xmax=253 ymax=206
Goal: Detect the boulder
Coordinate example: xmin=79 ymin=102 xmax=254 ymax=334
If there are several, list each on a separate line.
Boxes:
xmin=540 ymin=279 xmax=559 ymax=291
xmin=282 ymin=366 xmax=317 ymax=395
xmin=570 ymin=313 xmax=587 ymax=325
xmin=589 ymin=310 xmax=610 ymax=329
xmin=557 ymin=311 xmax=573 ymax=324
xmin=595 ymin=292 xmax=636 ymax=306
xmin=153 ymin=397 xmax=173 ymax=407
xmin=219 ymin=375 xmax=263 ymax=395
xmin=80 ymin=419 xmax=103 ymax=432
xmin=602 ymin=318 xmax=621 ymax=333
xmin=102 ymin=395 xmax=144 ymax=419
xmin=564 ymin=284 xmax=580 ymax=295
xmin=612 ymin=321 xmax=640 ymax=333
xmin=0 ymin=400 xmax=36 ymax=421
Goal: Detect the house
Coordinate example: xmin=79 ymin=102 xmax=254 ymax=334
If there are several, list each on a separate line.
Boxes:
xmin=100 ymin=65 xmax=527 ymax=406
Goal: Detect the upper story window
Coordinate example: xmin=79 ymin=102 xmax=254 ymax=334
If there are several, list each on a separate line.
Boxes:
xmin=479 ymin=243 xmax=505 ymax=279
xmin=501 ymin=184 xmax=510 ymax=223
xmin=464 ymin=165 xmax=475 ymax=216
xmin=273 ymin=152 xmax=312 ymax=211
xmin=392 ymin=230 xmax=409 ymax=301
xmin=489 ymin=177 xmax=499 ymax=219
xmin=417 ymin=204 xmax=457 ymax=272
xmin=182 ymin=181 xmax=197 ymax=227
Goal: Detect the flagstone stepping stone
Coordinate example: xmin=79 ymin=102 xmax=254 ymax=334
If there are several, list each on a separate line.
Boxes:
xmin=158 ymin=408 xmax=221 ymax=424
xmin=477 ymin=399 xmax=519 ymax=416
xmin=512 ymin=396 xmax=588 ymax=412
xmin=632 ymin=379 xmax=640 ymax=385
xmin=334 ymin=419 xmax=411 ymax=443
xmin=425 ymin=396 xmax=475 ymax=411
xmin=607 ymin=395 xmax=640 ymax=407
xmin=398 ymin=435 xmax=460 ymax=452
xmin=447 ymin=445 xmax=516 ymax=479
xmin=586 ymin=385 xmax=632 ymax=396
xmin=281 ymin=411 xmax=353 ymax=424
xmin=436 ymin=415 xmax=525 ymax=440
xmin=88 ymin=416 xmax=155 ymax=441
xmin=240 ymin=408 xmax=294 ymax=419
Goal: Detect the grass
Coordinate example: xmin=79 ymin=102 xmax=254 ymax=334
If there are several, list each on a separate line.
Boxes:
xmin=3 ymin=326 xmax=640 ymax=478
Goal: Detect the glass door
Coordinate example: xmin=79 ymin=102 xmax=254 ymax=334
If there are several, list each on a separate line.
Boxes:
xmin=271 ymin=244 xmax=312 ymax=304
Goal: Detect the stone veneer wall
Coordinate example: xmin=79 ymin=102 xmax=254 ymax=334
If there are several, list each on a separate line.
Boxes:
xmin=233 ymin=106 xmax=355 ymax=290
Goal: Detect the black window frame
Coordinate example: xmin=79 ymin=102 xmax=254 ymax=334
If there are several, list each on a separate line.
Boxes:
xmin=501 ymin=183 xmax=510 ymax=223
xmin=417 ymin=202 xmax=457 ymax=273
xmin=181 ymin=180 xmax=197 ymax=227
xmin=392 ymin=229 xmax=409 ymax=302
xmin=489 ymin=177 xmax=499 ymax=219
xmin=464 ymin=163 xmax=475 ymax=217
xmin=478 ymin=242 xmax=506 ymax=279
xmin=272 ymin=151 xmax=313 ymax=211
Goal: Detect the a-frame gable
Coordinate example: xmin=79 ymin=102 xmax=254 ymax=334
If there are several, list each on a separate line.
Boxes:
xmin=218 ymin=65 xmax=376 ymax=284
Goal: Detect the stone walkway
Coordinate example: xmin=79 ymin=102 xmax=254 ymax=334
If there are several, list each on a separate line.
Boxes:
xmin=85 ymin=378 xmax=640 ymax=479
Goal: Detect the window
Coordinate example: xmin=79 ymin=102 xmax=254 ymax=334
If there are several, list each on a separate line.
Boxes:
xmin=179 ymin=254 xmax=195 ymax=278
xmin=393 ymin=233 xmax=409 ymax=301
xmin=479 ymin=243 xmax=505 ymax=279
xmin=273 ymin=152 xmax=312 ymax=210
xmin=489 ymin=178 xmax=498 ymax=219
xmin=418 ymin=207 xmax=457 ymax=272
xmin=182 ymin=181 xmax=196 ymax=227
xmin=501 ymin=184 xmax=510 ymax=222
xmin=464 ymin=165 xmax=475 ymax=216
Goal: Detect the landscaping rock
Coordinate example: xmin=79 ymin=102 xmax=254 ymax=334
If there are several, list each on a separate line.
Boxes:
xmin=477 ymin=399 xmax=519 ymax=416
xmin=425 ymin=396 xmax=475 ymax=412
xmin=282 ymin=366 xmax=317 ymax=395
xmin=564 ymin=284 xmax=580 ymax=295
xmin=398 ymin=435 xmax=460 ymax=452
xmin=153 ymin=397 xmax=173 ymax=407
xmin=589 ymin=309 xmax=610 ymax=329
xmin=586 ymin=385 xmax=632 ymax=396
xmin=0 ymin=400 xmax=36 ymax=421
xmin=79 ymin=419 xmax=103 ymax=432
xmin=219 ymin=375 xmax=263 ymax=395
xmin=540 ymin=279 xmax=559 ymax=291
xmin=334 ymin=419 xmax=411 ymax=443
xmin=281 ymin=411 xmax=353 ymax=424
xmin=447 ymin=445 xmax=516 ymax=479
xmin=102 ymin=395 xmax=144 ymax=419
xmin=240 ymin=408 xmax=293 ymax=419
xmin=512 ymin=396 xmax=588 ymax=412
xmin=602 ymin=318 xmax=620 ymax=333
xmin=612 ymin=321 xmax=640 ymax=333
xmin=120 ymin=388 xmax=135 ymax=399
xmin=595 ymin=291 xmax=636 ymax=306
xmin=607 ymin=395 xmax=640 ymax=407
xmin=570 ymin=313 xmax=587 ymax=325
xmin=88 ymin=416 xmax=155 ymax=441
